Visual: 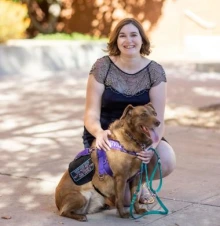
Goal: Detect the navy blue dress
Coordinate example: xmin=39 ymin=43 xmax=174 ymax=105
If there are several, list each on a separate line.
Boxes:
xmin=82 ymin=56 xmax=167 ymax=148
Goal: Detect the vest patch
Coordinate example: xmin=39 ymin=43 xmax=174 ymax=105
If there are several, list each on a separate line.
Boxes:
xmin=69 ymin=155 xmax=95 ymax=185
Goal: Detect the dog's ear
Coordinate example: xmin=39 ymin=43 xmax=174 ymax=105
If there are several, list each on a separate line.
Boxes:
xmin=145 ymin=102 xmax=155 ymax=110
xmin=145 ymin=102 xmax=157 ymax=116
xmin=120 ymin=104 xmax=134 ymax=120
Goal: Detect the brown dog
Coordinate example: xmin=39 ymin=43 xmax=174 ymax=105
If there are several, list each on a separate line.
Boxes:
xmin=55 ymin=103 xmax=160 ymax=221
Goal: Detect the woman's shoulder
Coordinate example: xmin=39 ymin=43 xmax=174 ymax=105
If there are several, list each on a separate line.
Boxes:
xmin=147 ymin=60 xmax=166 ymax=77
xmin=90 ymin=55 xmax=110 ymax=71
xmin=90 ymin=55 xmax=111 ymax=84
xmin=147 ymin=60 xmax=167 ymax=86
xmin=94 ymin=55 xmax=111 ymax=65
xmin=148 ymin=60 xmax=165 ymax=71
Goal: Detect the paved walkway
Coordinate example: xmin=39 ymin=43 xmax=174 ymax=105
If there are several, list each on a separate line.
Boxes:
xmin=0 ymin=68 xmax=219 ymax=226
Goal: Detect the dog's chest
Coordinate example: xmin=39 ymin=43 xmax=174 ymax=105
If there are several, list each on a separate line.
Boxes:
xmin=107 ymin=151 xmax=140 ymax=177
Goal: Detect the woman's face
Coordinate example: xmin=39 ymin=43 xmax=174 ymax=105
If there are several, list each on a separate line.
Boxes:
xmin=117 ymin=23 xmax=143 ymax=57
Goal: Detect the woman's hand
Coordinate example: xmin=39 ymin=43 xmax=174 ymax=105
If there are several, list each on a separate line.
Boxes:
xmin=137 ymin=147 xmax=154 ymax=164
xmin=95 ymin=129 xmax=112 ymax=152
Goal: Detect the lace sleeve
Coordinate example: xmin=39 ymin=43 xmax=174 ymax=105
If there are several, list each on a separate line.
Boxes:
xmin=89 ymin=56 xmax=110 ymax=84
xmin=149 ymin=62 xmax=167 ymax=87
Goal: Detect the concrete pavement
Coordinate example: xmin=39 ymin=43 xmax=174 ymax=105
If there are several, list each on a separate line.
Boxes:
xmin=0 ymin=67 xmax=219 ymax=226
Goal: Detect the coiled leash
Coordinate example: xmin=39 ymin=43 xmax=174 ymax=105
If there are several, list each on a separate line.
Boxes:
xmin=129 ymin=147 xmax=168 ymax=219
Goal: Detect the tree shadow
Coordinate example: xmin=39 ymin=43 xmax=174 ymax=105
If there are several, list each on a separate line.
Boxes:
xmin=0 ymin=64 xmax=219 ymax=224
xmin=0 ymin=71 xmax=87 ymax=222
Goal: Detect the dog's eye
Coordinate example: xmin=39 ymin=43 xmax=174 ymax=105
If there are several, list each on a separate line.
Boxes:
xmin=141 ymin=112 xmax=147 ymax=116
xmin=153 ymin=111 xmax=157 ymax=116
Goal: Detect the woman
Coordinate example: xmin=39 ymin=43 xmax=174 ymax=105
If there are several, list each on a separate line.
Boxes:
xmin=83 ymin=18 xmax=176 ymax=205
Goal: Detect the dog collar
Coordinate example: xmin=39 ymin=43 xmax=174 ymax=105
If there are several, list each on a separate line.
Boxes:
xmin=124 ymin=132 xmax=148 ymax=151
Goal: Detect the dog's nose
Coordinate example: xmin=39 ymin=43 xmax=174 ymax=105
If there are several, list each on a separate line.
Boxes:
xmin=155 ymin=121 xmax=160 ymax=127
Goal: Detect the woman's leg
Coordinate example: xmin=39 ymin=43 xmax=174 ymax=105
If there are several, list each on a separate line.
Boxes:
xmin=148 ymin=140 xmax=176 ymax=179
xmin=124 ymin=183 xmax=131 ymax=207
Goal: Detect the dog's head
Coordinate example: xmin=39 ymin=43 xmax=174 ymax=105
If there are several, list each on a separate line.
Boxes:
xmin=120 ymin=103 xmax=160 ymax=145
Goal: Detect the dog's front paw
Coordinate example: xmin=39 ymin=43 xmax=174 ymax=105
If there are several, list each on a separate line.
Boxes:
xmin=136 ymin=208 xmax=147 ymax=214
xmin=120 ymin=212 xmax=130 ymax=218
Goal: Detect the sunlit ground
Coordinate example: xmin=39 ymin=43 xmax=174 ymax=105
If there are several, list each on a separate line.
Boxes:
xmin=165 ymin=85 xmax=220 ymax=128
xmin=0 ymin=71 xmax=87 ymax=182
xmin=0 ymin=69 xmax=219 ymax=169
xmin=0 ymin=71 xmax=89 ymax=219
xmin=0 ymin=68 xmax=219 ymax=222
xmin=0 ymin=70 xmax=219 ymax=161
xmin=164 ymin=66 xmax=220 ymax=129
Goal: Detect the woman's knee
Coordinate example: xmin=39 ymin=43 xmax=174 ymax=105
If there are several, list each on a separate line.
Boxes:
xmin=159 ymin=141 xmax=176 ymax=177
xmin=162 ymin=157 xmax=176 ymax=177
xmin=150 ymin=141 xmax=176 ymax=178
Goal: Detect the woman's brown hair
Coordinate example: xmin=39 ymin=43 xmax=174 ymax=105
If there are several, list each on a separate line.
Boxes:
xmin=106 ymin=18 xmax=151 ymax=56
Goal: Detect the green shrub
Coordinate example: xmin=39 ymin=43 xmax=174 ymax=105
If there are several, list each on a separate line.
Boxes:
xmin=0 ymin=0 xmax=30 ymax=43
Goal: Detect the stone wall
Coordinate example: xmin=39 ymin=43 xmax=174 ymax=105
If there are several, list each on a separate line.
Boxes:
xmin=0 ymin=41 xmax=106 ymax=76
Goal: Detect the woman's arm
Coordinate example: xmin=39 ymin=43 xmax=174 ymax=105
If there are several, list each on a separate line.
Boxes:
xmin=84 ymin=74 xmax=111 ymax=151
xmin=137 ymin=81 xmax=167 ymax=163
xmin=149 ymin=81 xmax=167 ymax=148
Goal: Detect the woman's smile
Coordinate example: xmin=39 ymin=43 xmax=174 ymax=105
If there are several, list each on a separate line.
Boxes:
xmin=123 ymin=45 xmax=135 ymax=49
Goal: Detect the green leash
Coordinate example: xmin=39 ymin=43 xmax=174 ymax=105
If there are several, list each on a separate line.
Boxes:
xmin=129 ymin=147 xmax=169 ymax=219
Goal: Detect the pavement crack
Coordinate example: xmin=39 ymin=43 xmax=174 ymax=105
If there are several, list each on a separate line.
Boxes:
xmin=0 ymin=172 xmax=55 ymax=183
xmin=200 ymin=193 xmax=220 ymax=203
xmin=163 ymin=197 xmax=220 ymax=207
